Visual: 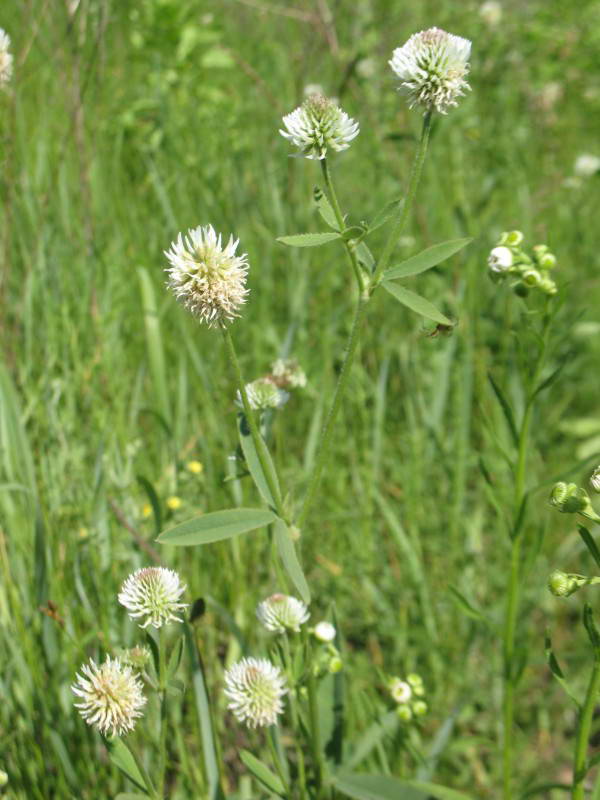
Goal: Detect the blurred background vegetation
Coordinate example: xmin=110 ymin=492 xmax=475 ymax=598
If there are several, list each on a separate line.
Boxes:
xmin=1 ymin=0 xmax=600 ymax=797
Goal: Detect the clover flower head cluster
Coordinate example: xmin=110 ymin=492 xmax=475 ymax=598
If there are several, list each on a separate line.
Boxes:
xmin=389 ymin=673 xmax=427 ymax=721
xmin=165 ymin=225 xmax=249 ymax=327
xmin=237 ymin=376 xmax=288 ymax=411
xmin=271 ymin=358 xmax=307 ymax=389
xmin=72 ymin=656 xmax=146 ymax=736
xmin=256 ymin=593 xmax=310 ymax=633
xmin=479 ymin=1 xmax=502 ymax=26
xmin=280 ymin=94 xmax=359 ymax=160
xmin=118 ymin=567 xmax=188 ymax=629
xmin=0 ymin=29 xmax=12 ymax=89
xmin=389 ymin=28 xmax=471 ymax=115
xmin=487 ymin=231 xmax=558 ymax=297
xmin=224 ymin=657 xmax=287 ymax=728
xmin=574 ymin=154 xmax=600 ymax=178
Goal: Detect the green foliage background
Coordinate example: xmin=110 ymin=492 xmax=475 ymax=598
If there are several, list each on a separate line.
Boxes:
xmin=1 ymin=0 xmax=600 ymax=797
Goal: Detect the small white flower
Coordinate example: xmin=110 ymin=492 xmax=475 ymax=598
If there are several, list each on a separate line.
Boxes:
xmin=591 ymin=466 xmax=600 ymax=493
xmin=488 ymin=246 xmax=513 ymax=273
xmin=164 ymin=225 xmax=249 ymax=327
xmin=237 ymin=377 xmax=289 ymax=411
xmin=224 ymin=657 xmax=287 ymax=728
xmin=389 ymin=28 xmax=471 ymax=115
xmin=280 ymin=94 xmax=359 ymax=160
xmin=479 ymin=1 xmax=502 ymax=26
xmin=390 ymin=678 xmax=413 ymax=704
xmin=574 ymin=154 xmax=600 ymax=178
xmin=118 ymin=567 xmax=187 ymax=629
xmin=0 ymin=29 xmax=13 ymax=88
xmin=72 ymin=657 xmax=146 ymax=736
xmin=314 ymin=621 xmax=336 ymax=642
xmin=256 ymin=594 xmax=310 ymax=633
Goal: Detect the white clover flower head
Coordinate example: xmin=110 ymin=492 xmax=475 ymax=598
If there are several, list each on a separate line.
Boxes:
xmin=479 ymin=1 xmax=502 ymax=26
xmin=574 ymin=154 xmax=600 ymax=178
xmin=256 ymin=593 xmax=310 ymax=633
xmin=488 ymin=246 xmax=513 ymax=273
xmin=280 ymin=94 xmax=359 ymax=160
xmin=314 ymin=621 xmax=336 ymax=642
xmin=164 ymin=225 xmax=249 ymax=327
xmin=72 ymin=656 xmax=146 ymax=736
xmin=237 ymin=377 xmax=289 ymax=411
xmin=224 ymin=657 xmax=287 ymax=728
xmin=271 ymin=358 xmax=307 ymax=389
xmin=0 ymin=29 xmax=13 ymax=89
xmin=118 ymin=567 xmax=187 ymax=629
xmin=389 ymin=28 xmax=471 ymax=115
xmin=389 ymin=678 xmax=413 ymax=704
xmin=591 ymin=466 xmax=600 ymax=493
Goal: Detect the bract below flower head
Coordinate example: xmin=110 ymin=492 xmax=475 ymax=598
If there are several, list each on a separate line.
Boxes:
xmin=164 ymin=225 xmax=249 ymax=327
xmin=280 ymin=94 xmax=359 ymax=160
xmin=389 ymin=28 xmax=471 ymax=114
xmin=0 ymin=29 xmax=12 ymax=88
xmin=256 ymin=593 xmax=310 ymax=633
xmin=224 ymin=657 xmax=287 ymax=728
xmin=118 ymin=567 xmax=188 ymax=629
xmin=72 ymin=656 xmax=146 ymax=736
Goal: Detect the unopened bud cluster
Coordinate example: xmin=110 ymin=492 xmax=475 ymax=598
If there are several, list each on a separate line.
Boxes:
xmin=388 ymin=673 xmax=427 ymax=722
xmin=311 ymin=622 xmax=342 ymax=674
xmin=548 ymin=570 xmax=590 ymax=598
xmin=487 ymin=231 xmax=557 ymax=297
xmin=236 ymin=357 xmax=307 ymax=412
xmin=549 ymin=482 xmax=599 ymax=521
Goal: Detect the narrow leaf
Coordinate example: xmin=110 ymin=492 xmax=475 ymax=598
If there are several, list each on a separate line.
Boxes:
xmin=448 ymin=586 xmax=490 ymax=626
xmin=408 ymin=783 xmax=476 ymax=800
xmin=369 ymin=197 xmax=402 ymax=232
xmin=157 ymin=508 xmax=276 ymax=546
xmin=488 ymin=374 xmax=520 ymax=449
xmin=532 ymin=362 xmax=565 ymax=400
xmin=577 ymin=525 xmax=600 ymax=570
xmin=355 ymin=241 xmax=375 ymax=271
xmin=333 ymin=773 xmax=428 ymax=800
xmin=382 ymin=282 xmax=451 ymax=325
xmin=240 ymin=750 xmax=285 ymax=795
xmin=107 ymin=738 xmax=150 ymax=794
xmin=313 ymin=186 xmax=339 ymax=230
xmin=274 ymin=519 xmax=311 ymax=603
xmin=342 ymin=226 xmax=366 ymax=241
xmin=237 ymin=413 xmax=281 ymax=508
xmin=277 ymin=232 xmax=340 ymax=247
xmin=545 ymin=632 xmax=581 ymax=708
xmin=166 ymin=636 xmax=184 ymax=682
xmin=384 ymin=238 xmax=472 ymax=281
xmin=346 ymin=712 xmax=398 ymax=769
xmin=583 ymin=603 xmax=600 ymax=649
xmin=115 ymin=795 xmax=150 ymax=800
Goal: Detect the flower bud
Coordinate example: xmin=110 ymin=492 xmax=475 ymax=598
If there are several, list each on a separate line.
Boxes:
xmin=413 ymin=700 xmax=428 ymax=716
xmin=396 ymin=704 xmax=413 ymax=721
xmin=591 ymin=466 xmax=600 ymax=493
xmin=522 ymin=269 xmax=542 ymax=288
xmin=488 ymin=246 xmax=513 ymax=273
xmin=328 ymin=656 xmax=343 ymax=673
xmin=538 ymin=252 xmax=557 ymax=270
xmin=314 ymin=621 xmax=336 ymax=642
xmin=389 ymin=678 xmax=412 ymax=704
xmin=548 ymin=570 xmax=586 ymax=598
xmin=500 ymin=230 xmax=524 ymax=247
xmin=549 ymin=482 xmax=591 ymax=514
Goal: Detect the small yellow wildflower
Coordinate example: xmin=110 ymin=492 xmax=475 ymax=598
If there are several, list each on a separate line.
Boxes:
xmin=141 ymin=503 xmax=152 ymax=518
xmin=166 ymin=496 xmax=182 ymax=511
xmin=187 ymin=460 xmax=204 ymax=475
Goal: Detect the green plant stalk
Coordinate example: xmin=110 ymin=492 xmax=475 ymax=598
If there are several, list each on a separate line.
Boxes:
xmin=372 ymin=112 xmax=432 ymax=286
xmin=573 ymin=650 xmax=600 ymax=799
xmin=281 ymin=635 xmax=308 ymax=800
xmin=157 ymin=631 xmax=168 ymax=799
xmin=267 ymin=728 xmax=291 ymax=798
xmin=221 ymin=325 xmax=287 ymax=519
xmin=320 ymin=158 xmax=365 ymax=292
xmin=307 ymin=665 xmax=325 ymax=798
xmin=501 ymin=308 xmax=551 ymax=799
xmin=297 ymin=114 xmax=433 ymax=529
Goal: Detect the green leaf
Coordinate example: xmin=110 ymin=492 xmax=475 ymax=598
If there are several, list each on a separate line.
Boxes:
xmin=384 ymin=238 xmax=472 ymax=281
xmin=382 ymin=282 xmax=451 ymax=325
xmin=157 ymin=508 xmax=276 ymax=546
xmin=577 ymin=525 xmax=600 ymax=570
xmin=314 ymin=186 xmax=339 ymax=230
xmin=487 ymin=374 xmax=520 ymax=449
xmin=136 ymin=474 xmax=162 ymax=536
xmin=237 ymin=413 xmax=281 ymax=508
xmin=583 ymin=603 xmax=600 ymax=649
xmin=239 ymin=750 xmax=285 ymax=795
xmin=355 ymin=241 xmax=375 ymax=271
xmin=276 ymin=232 xmax=341 ymax=247
xmin=448 ymin=586 xmax=490 ymax=626
xmin=115 ymin=795 xmax=150 ymax=799
xmin=346 ymin=712 xmax=399 ymax=769
xmin=274 ymin=519 xmax=311 ymax=603
xmin=166 ymin=636 xmax=184 ymax=682
xmin=107 ymin=738 xmax=151 ymax=795
xmin=333 ymin=773 xmax=428 ymax=800
xmin=545 ymin=632 xmax=581 ymax=708
xmin=342 ymin=226 xmax=366 ymax=241
xmin=408 ymin=782 xmax=477 ymax=800
xmin=369 ymin=197 xmax=402 ymax=232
